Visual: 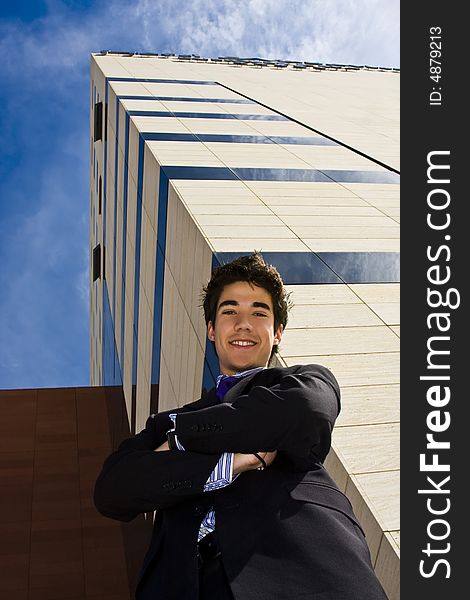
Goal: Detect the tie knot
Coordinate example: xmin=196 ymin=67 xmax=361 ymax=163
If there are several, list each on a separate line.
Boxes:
xmin=216 ymin=375 xmax=240 ymax=400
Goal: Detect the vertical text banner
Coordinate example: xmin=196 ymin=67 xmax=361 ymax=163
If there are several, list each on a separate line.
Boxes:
xmin=401 ymin=4 xmax=465 ymax=599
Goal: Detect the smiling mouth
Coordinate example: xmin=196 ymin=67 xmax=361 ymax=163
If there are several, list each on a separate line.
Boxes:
xmin=230 ymin=340 xmax=256 ymax=347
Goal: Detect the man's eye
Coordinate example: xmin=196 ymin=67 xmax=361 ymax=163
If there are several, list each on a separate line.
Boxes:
xmin=254 ymin=312 xmax=267 ymax=317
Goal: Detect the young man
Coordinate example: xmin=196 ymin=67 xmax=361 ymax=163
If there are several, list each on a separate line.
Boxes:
xmin=94 ymin=253 xmax=388 ymax=600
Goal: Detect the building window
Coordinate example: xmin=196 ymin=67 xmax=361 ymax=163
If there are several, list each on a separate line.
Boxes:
xmin=98 ymin=176 xmax=102 ymax=214
xmin=92 ymin=244 xmax=101 ymax=281
xmin=94 ymin=101 xmax=103 ymax=141
xmin=104 ymin=103 xmax=108 ymax=142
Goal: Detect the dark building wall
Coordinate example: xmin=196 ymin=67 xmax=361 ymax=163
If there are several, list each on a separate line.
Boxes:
xmin=0 ymin=386 xmax=153 ymax=599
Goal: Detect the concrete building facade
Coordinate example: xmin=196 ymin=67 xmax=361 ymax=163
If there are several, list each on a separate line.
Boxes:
xmin=90 ymin=52 xmax=400 ymax=599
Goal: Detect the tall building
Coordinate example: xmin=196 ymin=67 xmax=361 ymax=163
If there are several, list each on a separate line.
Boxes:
xmin=90 ymin=52 xmax=400 ymax=598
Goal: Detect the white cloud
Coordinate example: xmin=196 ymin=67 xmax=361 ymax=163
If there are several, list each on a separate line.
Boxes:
xmin=0 ymin=0 xmax=399 ymax=74
xmin=129 ymin=0 xmax=399 ymax=67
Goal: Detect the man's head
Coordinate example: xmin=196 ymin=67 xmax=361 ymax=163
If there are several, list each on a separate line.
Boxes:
xmin=202 ymin=253 xmax=291 ymax=375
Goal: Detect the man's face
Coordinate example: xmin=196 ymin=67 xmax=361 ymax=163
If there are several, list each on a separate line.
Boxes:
xmin=207 ymin=281 xmax=283 ymax=376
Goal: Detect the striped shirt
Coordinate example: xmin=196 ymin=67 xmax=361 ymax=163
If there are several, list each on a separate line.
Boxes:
xmin=168 ymin=367 xmax=264 ymax=541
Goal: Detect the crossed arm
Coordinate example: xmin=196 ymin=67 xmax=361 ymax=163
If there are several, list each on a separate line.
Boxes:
xmin=94 ymin=366 xmax=340 ymax=522
xmin=155 ymin=438 xmax=277 ymax=475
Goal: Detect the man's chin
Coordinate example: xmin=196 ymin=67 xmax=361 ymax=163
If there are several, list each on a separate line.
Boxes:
xmin=224 ymin=359 xmax=264 ymax=375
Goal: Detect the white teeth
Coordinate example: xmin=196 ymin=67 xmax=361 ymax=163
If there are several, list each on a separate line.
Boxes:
xmin=231 ymin=340 xmax=255 ymax=346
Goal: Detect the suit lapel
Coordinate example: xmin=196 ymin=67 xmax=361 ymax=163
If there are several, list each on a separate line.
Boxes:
xmin=223 ymin=370 xmax=264 ymax=403
xmin=192 ymin=367 xmax=270 ymax=408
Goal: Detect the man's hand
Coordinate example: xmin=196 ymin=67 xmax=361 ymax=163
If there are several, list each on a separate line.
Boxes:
xmin=154 ymin=440 xmax=277 ymax=475
xmin=233 ymin=450 xmax=277 ymax=475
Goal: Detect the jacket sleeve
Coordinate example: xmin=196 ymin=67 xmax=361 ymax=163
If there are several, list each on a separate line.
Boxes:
xmin=176 ymin=365 xmax=340 ymax=464
xmin=93 ymin=410 xmax=221 ymax=522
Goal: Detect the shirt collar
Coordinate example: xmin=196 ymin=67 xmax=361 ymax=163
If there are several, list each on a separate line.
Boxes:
xmin=216 ymin=366 xmax=265 ymax=388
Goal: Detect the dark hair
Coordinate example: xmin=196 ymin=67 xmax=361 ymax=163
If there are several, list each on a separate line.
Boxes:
xmin=201 ymin=253 xmax=292 ymax=356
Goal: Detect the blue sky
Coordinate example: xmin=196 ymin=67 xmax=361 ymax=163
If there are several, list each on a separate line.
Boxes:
xmin=0 ymin=0 xmax=399 ymax=390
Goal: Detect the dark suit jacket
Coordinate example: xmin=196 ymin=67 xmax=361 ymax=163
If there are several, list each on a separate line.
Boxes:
xmin=94 ymin=364 xmax=388 ymax=599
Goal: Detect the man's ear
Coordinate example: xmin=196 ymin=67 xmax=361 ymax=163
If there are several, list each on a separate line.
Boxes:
xmin=207 ymin=321 xmax=215 ymax=342
xmin=273 ymin=324 xmax=283 ymax=345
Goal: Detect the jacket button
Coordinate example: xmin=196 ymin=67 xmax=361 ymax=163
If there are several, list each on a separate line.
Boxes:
xmin=191 ymin=425 xmax=198 ymax=432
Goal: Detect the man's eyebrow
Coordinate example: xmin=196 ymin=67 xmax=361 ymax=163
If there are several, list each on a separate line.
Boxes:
xmin=217 ymin=300 xmax=271 ymax=311
xmin=252 ymin=302 xmax=271 ymax=311
xmin=218 ymin=300 xmax=239 ymax=310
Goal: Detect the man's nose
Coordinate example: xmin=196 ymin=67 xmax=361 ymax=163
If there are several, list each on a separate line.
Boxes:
xmin=234 ymin=313 xmax=252 ymax=329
